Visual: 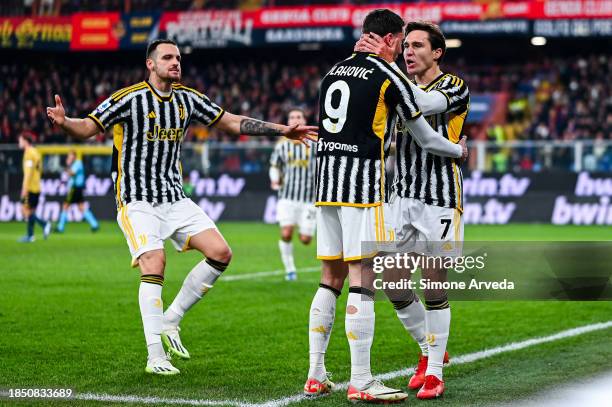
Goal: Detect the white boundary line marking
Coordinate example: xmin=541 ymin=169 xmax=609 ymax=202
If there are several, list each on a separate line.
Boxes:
xmin=254 ymin=320 xmax=612 ymax=407
xmin=222 ymin=266 xmax=319 ymax=281
xmin=1 ymin=320 xmax=607 ymax=406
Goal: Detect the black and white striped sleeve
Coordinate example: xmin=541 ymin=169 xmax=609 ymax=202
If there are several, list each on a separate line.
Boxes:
xmin=187 ymin=90 xmax=225 ymax=127
xmin=367 ymin=56 xmax=422 ymax=122
xmin=385 ymin=76 xmax=423 ymax=122
xmin=437 ymin=75 xmax=469 ymax=113
xmin=87 ymin=94 xmax=131 ymax=131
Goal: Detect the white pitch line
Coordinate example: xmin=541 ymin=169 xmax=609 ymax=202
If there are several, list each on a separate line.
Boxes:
xmin=222 ymin=266 xmax=319 ymax=281
xmin=75 ymin=393 xmax=247 ymax=406
xmin=37 ymin=320 xmax=612 ymax=407
xmin=250 ymin=320 xmax=612 ymax=407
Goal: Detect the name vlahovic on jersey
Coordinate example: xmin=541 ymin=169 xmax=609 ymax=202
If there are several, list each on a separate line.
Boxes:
xmin=88 ymin=81 xmax=223 ymax=208
xmin=394 ymin=73 xmax=469 ymax=210
xmin=270 ymin=139 xmax=317 ymax=203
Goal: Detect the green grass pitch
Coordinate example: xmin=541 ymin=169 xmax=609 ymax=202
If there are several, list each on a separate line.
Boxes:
xmin=1 ymin=221 xmax=611 ymax=406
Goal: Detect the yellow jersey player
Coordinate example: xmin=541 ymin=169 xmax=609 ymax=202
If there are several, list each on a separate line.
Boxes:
xmin=18 ymin=134 xmax=51 ymax=242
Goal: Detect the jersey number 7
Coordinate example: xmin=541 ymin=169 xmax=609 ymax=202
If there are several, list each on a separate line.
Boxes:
xmin=440 ymin=219 xmax=451 ymax=240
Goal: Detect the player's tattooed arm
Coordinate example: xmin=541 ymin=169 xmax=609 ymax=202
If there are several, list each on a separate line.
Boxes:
xmin=215 ymin=112 xmax=318 ymax=144
xmin=239 ymin=118 xmax=283 ymax=137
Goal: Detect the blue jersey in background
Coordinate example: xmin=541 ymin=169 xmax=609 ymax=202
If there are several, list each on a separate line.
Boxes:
xmin=69 ymin=160 xmax=85 ymax=189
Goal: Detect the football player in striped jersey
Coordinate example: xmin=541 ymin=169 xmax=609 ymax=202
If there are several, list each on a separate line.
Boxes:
xmin=269 ymin=108 xmax=317 ymax=281
xmin=357 ymin=20 xmax=470 ymax=399
xmin=47 ymin=39 xmax=317 ymax=376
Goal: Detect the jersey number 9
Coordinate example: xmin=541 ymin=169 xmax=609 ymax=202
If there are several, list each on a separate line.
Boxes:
xmin=322 ymin=80 xmax=350 ymax=134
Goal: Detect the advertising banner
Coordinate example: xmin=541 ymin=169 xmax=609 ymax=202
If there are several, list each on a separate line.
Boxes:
xmin=70 ymin=12 xmax=121 ymax=50
xmin=0 ymin=16 xmax=71 ymax=49
xmin=120 ymin=12 xmax=161 ymax=49
xmin=1 ymin=2 xmax=611 ymax=50
xmin=2 ymin=171 xmax=612 ymax=225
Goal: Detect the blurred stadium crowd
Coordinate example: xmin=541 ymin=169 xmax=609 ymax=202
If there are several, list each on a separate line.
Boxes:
xmin=1 ymin=53 xmax=609 ymax=145
xmin=1 ymin=1 xmax=610 ymax=173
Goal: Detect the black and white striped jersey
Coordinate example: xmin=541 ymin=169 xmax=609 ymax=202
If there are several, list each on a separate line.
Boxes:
xmin=88 ymin=80 xmax=224 ymax=208
xmin=270 ymin=139 xmax=316 ymax=203
xmin=316 ymin=52 xmax=421 ymax=207
xmin=394 ymin=73 xmax=469 ymax=210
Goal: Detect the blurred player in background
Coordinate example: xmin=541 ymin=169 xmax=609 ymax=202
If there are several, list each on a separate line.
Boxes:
xmin=46 ymin=39 xmax=316 ymax=376
xmin=18 ymin=133 xmax=51 ymax=242
xmin=305 ymin=9 xmax=465 ymax=403
xmin=269 ymin=108 xmax=317 ymax=281
xmin=358 ymin=21 xmax=470 ymax=399
xmin=56 ymin=150 xmax=99 ymax=233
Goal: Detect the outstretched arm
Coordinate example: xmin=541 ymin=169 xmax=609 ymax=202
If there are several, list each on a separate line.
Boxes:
xmin=214 ymin=111 xmax=318 ymax=144
xmin=46 ymin=95 xmax=99 ymax=140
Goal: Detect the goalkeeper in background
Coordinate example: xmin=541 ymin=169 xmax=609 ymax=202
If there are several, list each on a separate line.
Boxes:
xmin=56 ymin=150 xmax=99 ymax=233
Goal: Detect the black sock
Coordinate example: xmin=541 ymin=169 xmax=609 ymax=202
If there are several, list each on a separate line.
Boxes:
xmin=33 ymin=215 xmax=46 ymax=228
xmin=27 ymin=215 xmax=35 ymax=237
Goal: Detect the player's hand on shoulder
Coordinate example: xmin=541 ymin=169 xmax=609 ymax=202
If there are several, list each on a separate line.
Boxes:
xmin=459 ymin=136 xmax=468 ymax=163
xmin=46 ymin=94 xmax=66 ymax=126
xmin=283 ymin=123 xmax=318 ymax=146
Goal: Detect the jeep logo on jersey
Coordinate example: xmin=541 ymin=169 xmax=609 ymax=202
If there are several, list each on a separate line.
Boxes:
xmin=146 ymin=124 xmax=185 ymax=142
xmin=317 ymin=138 xmax=358 ymax=153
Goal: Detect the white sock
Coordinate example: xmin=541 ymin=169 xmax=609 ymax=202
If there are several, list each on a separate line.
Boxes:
xmin=278 ymin=240 xmax=296 ymax=273
xmin=308 ymin=286 xmax=338 ymax=381
xmin=425 ymin=307 xmax=451 ymax=380
xmin=395 ymin=298 xmax=428 ymax=356
xmin=163 ymin=259 xmax=226 ymax=328
xmin=346 ymin=291 xmax=375 ymax=390
xmin=139 ymin=275 xmax=165 ymax=361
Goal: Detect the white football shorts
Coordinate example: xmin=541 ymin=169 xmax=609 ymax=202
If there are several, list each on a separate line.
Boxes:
xmin=385 ymin=196 xmax=464 ymax=257
xmin=276 ymin=199 xmax=316 ymax=236
xmin=316 ymin=205 xmax=392 ymax=262
xmin=116 ymin=198 xmax=217 ymax=267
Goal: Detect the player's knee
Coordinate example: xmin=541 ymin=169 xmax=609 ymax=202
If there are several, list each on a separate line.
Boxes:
xmin=320 ymin=260 xmax=347 ymax=290
xmin=280 ymin=230 xmax=292 ymax=242
xmin=320 ymin=270 xmax=344 ymax=291
xmin=208 ymin=245 xmax=232 ymax=265
xmin=139 ymin=251 xmax=165 ymax=276
xmin=299 ymin=235 xmax=312 ymax=245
